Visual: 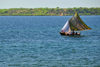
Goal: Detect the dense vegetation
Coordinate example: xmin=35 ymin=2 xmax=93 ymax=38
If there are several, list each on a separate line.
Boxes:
xmin=0 ymin=7 xmax=100 ymax=16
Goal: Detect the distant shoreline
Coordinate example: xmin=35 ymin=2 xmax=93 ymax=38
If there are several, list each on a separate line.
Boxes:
xmin=0 ymin=15 xmax=100 ymax=16
xmin=0 ymin=7 xmax=100 ymax=16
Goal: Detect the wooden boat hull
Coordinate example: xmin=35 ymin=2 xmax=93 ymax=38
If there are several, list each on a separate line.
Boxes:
xmin=60 ymin=32 xmax=80 ymax=36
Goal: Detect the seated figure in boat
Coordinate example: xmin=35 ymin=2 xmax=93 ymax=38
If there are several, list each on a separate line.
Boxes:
xmin=75 ymin=32 xmax=80 ymax=35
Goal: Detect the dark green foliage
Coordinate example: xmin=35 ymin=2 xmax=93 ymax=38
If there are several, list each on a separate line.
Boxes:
xmin=0 ymin=7 xmax=100 ymax=16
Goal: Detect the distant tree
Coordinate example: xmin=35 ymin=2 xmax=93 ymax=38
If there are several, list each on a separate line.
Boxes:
xmin=0 ymin=7 xmax=100 ymax=16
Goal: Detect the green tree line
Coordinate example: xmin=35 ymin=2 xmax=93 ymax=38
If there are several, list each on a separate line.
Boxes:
xmin=0 ymin=7 xmax=100 ymax=16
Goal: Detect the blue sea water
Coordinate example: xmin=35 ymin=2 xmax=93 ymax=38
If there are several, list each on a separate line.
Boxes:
xmin=0 ymin=16 xmax=100 ymax=67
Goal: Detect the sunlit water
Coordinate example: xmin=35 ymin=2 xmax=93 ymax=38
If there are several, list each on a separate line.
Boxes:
xmin=0 ymin=16 xmax=100 ymax=67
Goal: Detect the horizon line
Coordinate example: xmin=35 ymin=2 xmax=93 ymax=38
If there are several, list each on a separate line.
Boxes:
xmin=0 ymin=7 xmax=100 ymax=9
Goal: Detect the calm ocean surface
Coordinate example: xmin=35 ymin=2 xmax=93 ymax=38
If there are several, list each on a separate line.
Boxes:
xmin=0 ymin=16 xmax=100 ymax=67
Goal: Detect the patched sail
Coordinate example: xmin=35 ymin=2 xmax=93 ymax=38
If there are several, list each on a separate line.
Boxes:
xmin=69 ymin=12 xmax=91 ymax=31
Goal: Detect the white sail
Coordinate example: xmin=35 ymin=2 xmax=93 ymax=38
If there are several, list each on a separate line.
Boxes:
xmin=61 ymin=20 xmax=71 ymax=33
xmin=68 ymin=26 xmax=71 ymax=33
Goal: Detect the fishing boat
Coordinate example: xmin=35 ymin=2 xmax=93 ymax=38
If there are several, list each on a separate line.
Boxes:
xmin=60 ymin=12 xmax=91 ymax=36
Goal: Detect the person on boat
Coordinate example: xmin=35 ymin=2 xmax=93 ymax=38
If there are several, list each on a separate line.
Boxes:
xmin=60 ymin=30 xmax=66 ymax=35
xmin=75 ymin=32 xmax=80 ymax=35
xmin=76 ymin=32 xmax=78 ymax=35
xmin=72 ymin=29 xmax=75 ymax=35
